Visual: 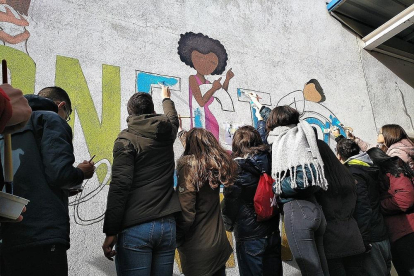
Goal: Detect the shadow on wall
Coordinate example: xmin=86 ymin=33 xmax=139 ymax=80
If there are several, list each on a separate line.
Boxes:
xmin=368 ymin=51 xmax=414 ymax=90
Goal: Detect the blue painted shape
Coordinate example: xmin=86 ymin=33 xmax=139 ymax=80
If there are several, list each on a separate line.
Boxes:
xmin=136 ymin=72 xmax=178 ymax=93
xmin=194 ymin=108 xmax=203 ymax=128
xmin=174 ymin=171 xmax=177 ymax=188
xmin=327 ymin=0 xmax=345 ymax=11
xmin=237 ymin=88 xmax=242 ymax=97
xmin=305 ymin=117 xmax=331 ymax=143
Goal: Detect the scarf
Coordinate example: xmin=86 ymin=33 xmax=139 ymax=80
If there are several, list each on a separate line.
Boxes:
xmin=267 ymin=120 xmax=328 ymax=194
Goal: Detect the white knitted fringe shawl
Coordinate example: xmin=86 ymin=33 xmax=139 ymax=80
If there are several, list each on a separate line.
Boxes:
xmin=267 ymin=120 xmax=329 ymax=194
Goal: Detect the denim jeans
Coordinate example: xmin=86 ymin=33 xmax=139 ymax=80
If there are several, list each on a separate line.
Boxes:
xmin=364 ymin=239 xmax=392 ymax=276
xmin=283 ymin=199 xmax=329 ymax=276
xmin=115 ymin=215 xmax=176 ymax=276
xmin=236 ymin=232 xmax=283 ymax=276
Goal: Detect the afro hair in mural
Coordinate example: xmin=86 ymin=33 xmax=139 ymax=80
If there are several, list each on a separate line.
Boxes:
xmin=177 ymin=32 xmax=228 ymax=75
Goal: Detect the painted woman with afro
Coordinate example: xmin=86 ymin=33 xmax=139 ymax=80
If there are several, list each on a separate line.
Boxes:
xmin=178 ymin=32 xmax=234 ymax=140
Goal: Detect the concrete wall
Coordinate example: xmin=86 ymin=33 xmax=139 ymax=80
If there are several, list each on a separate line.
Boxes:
xmin=1 ymin=0 xmax=413 ymax=275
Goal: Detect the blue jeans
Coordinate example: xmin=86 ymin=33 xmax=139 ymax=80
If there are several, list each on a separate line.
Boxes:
xmin=115 ymin=215 xmax=176 ymax=276
xmin=236 ymin=232 xmax=283 ymax=276
xmin=284 ymin=199 xmax=329 ymax=276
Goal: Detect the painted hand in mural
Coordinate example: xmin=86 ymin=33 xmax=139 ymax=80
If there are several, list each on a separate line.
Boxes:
xmin=212 ymin=77 xmax=222 ymax=91
xmin=222 ymin=68 xmax=234 ymax=92
xmin=0 ymin=6 xmax=28 ymax=26
xmin=102 ymin=235 xmax=117 ymax=261
xmin=246 ymin=92 xmax=263 ymax=110
xmin=0 ymin=84 xmax=31 ymax=134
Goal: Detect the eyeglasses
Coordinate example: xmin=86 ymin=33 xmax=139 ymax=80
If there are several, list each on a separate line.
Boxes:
xmin=63 ymin=105 xmax=72 ymax=122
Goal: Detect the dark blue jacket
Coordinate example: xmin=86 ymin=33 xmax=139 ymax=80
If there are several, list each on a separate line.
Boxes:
xmin=221 ymin=152 xmax=279 ymax=241
xmin=1 ymin=97 xmax=84 ymax=251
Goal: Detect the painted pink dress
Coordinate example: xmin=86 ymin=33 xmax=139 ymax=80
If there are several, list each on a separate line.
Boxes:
xmin=189 ymin=75 xmax=219 ymax=140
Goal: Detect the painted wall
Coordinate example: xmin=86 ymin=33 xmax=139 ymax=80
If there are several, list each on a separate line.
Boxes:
xmin=1 ymin=0 xmax=413 ymax=275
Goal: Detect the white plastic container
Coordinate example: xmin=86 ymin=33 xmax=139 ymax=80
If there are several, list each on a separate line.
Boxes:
xmin=0 ymin=191 xmax=29 ymax=220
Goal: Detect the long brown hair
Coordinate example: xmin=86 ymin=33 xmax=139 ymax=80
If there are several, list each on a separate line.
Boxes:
xmin=183 ymin=128 xmax=237 ymax=189
xmin=381 ymin=124 xmax=412 ymax=148
xmin=232 ymin=125 xmax=269 ymax=158
xmin=266 ymin=105 xmax=300 ymax=133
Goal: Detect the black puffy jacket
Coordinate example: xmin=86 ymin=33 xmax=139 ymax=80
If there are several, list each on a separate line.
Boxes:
xmin=347 ymin=163 xmax=389 ymax=243
xmin=221 ymin=151 xmax=279 ymax=241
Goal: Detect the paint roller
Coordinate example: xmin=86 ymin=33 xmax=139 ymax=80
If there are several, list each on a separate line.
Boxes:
xmin=2 ymin=59 xmax=13 ymax=194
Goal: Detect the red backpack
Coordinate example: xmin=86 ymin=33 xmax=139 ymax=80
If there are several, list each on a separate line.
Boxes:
xmin=254 ymin=172 xmax=278 ymax=221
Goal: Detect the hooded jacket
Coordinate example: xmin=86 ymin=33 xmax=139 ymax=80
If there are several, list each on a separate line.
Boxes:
xmin=1 ymin=96 xmax=84 ymax=251
xmin=221 ymin=151 xmax=279 ymax=241
xmin=103 ymin=99 xmax=181 ymax=236
xmin=356 ymin=138 xmax=414 ymax=170
xmin=344 ymin=153 xmax=389 ymax=243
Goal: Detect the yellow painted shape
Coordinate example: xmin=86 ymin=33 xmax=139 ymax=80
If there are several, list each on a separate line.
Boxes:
xmin=55 ymin=56 xmax=121 ymax=183
xmin=0 ymin=46 xmax=35 ymax=94
xmin=281 ymin=216 xmax=293 ymax=261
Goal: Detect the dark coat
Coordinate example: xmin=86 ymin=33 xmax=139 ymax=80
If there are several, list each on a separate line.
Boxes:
xmin=175 ymin=155 xmax=232 ymax=276
xmin=346 ymin=162 xmax=389 ymax=243
xmin=221 ymin=152 xmax=279 ymax=241
xmin=1 ymin=97 xmax=84 ymax=251
xmin=103 ymin=99 xmax=181 ymax=236
xmin=381 ymin=173 xmax=414 ymax=243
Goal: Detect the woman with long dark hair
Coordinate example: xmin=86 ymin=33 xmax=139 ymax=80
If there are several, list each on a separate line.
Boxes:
xmin=221 ymin=125 xmax=282 ymax=276
xmin=349 ymin=124 xmax=414 ymax=170
xmin=367 ymin=147 xmax=414 ymax=276
xmin=266 ymin=105 xmax=330 ymax=276
xmin=315 ymin=140 xmax=366 ymax=275
xmin=175 ymin=127 xmax=237 ymax=276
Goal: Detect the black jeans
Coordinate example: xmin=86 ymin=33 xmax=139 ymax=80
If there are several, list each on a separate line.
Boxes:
xmin=283 ymin=199 xmax=329 ymax=276
xmin=327 ymin=253 xmax=366 ymax=276
xmin=2 ymin=244 xmax=68 ymax=276
xmin=391 ymin=232 xmax=414 ymax=276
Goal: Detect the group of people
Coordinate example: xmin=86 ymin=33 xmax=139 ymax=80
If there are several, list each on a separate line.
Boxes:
xmin=102 ymin=86 xmax=414 ymax=276
xmin=0 ymin=81 xmax=413 ymax=276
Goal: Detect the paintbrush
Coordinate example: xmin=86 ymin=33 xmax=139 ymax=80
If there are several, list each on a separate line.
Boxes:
xmin=2 ymin=60 xmax=13 ymax=194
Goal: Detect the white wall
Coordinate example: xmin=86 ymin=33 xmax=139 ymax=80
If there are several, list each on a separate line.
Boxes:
xmin=1 ymin=0 xmax=412 ymax=275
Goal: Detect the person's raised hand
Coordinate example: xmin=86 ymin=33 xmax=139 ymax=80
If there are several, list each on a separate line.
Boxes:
xmin=102 ymin=235 xmax=117 ymax=261
xmin=212 ymin=77 xmax=222 ymax=91
xmin=178 ymin=115 xmax=183 ymax=132
xmin=161 ymin=85 xmax=171 ymax=99
xmin=1 ymin=84 xmax=32 ymax=134
xmin=77 ymin=160 xmax=95 ymax=179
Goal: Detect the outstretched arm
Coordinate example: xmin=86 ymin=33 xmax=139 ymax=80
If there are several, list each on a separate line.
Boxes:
xmin=0 ymin=7 xmax=29 ymax=26
xmin=222 ymin=68 xmax=234 ymax=92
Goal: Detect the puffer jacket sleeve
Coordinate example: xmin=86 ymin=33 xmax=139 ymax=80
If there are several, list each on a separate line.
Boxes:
xmin=256 ymin=120 xmax=267 ymax=144
xmin=353 ymin=174 xmax=373 ymax=245
xmin=103 ymin=137 xmax=136 ymax=236
xmin=381 ymin=174 xmax=414 ymax=215
xmin=175 ymin=158 xmax=197 ymax=247
xmin=36 ymin=113 xmax=84 ymax=188
xmin=221 ymin=184 xmax=242 ymax=232
xmin=259 ymin=106 xmax=272 ymax=123
xmin=162 ymin=99 xmax=179 ymax=139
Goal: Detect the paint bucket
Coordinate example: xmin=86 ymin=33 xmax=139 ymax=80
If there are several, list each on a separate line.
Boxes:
xmin=0 ymin=191 xmax=29 ymax=220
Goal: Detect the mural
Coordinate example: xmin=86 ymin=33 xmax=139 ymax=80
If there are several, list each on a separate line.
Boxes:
xmin=177 ymin=32 xmax=235 ymax=141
